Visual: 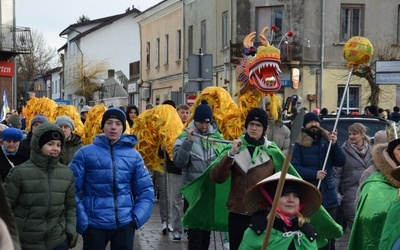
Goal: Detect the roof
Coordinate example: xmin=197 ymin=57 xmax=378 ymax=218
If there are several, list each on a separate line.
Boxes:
xmin=59 ymin=8 xmax=141 ymax=43
xmin=103 ymin=77 xmax=128 ymax=98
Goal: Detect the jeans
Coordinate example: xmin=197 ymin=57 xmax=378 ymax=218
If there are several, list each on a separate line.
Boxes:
xmin=82 ymin=223 xmax=135 ymax=250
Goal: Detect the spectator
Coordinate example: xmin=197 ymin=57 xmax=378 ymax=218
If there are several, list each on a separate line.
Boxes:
xmin=265 ymin=102 xmax=290 ymax=154
xmin=177 ymin=104 xmax=191 ymax=124
xmin=54 ymin=115 xmax=83 ymax=165
xmin=313 ymin=106 xmax=320 ymax=115
xmin=349 ymin=131 xmax=400 ymax=249
xmin=210 ymin=108 xmax=276 ymax=250
xmin=0 ymin=124 xmax=8 ymax=145
xmin=333 ymin=123 xmax=373 ymax=230
xmin=154 ymin=100 xmax=176 ymax=235
xmin=18 ymin=114 xmax=49 ymax=160
xmin=239 ymin=172 xmax=322 ymax=249
xmin=291 ymin=112 xmax=346 ymax=249
xmin=80 ymin=105 xmax=91 ymax=124
xmin=17 ymin=108 xmax=26 ymax=130
xmin=1 ymin=112 xmax=12 ymax=125
xmin=125 ymin=105 xmax=140 ymax=128
xmin=173 ymin=100 xmax=224 ymax=250
xmin=367 ymin=105 xmax=379 ymax=117
xmin=157 ymin=101 xmax=185 ymax=241
xmin=0 ymin=128 xmax=28 ymax=181
xmin=69 ymin=108 xmax=154 ymax=250
xmin=390 ymin=106 xmax=400 ymax=122
xmin=146 ymin=103 xmax=154 ymax=110
xmin=0 ymin=179 xmax=20 ymax=250
xmin=321 ymin=108 xmax=329 ymax=116
xmin=363 ymin=106 xmax=370 ymax=116
xmin=6 ymin=114 xmax=22 ymax=129
xmin=4 ymin=123 xmax=76 ymax=249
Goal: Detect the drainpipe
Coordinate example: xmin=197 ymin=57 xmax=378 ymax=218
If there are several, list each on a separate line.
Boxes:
xmin=319 ymin=0 xmax=325 ymax=107
xmin=181 ymin=0 xmax=186 ymax=103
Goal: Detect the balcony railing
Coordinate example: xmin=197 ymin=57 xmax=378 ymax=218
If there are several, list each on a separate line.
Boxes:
xmin=230 ymin=40 xmax=301 ymax=64
xmin=0 ymin=25 xmax=32 ymax=54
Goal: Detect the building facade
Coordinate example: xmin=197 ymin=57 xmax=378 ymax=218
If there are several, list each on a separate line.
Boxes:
xmin=136 ymin=0 xmax=400 ymax=112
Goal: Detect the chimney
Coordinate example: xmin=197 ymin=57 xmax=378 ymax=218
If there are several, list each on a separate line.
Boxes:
xmin=108 ymin=69 xmax=115 ymax=78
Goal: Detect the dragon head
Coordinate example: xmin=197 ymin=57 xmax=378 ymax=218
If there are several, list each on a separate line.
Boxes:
xmin=242 ymin=27 xmax=282 ymax=95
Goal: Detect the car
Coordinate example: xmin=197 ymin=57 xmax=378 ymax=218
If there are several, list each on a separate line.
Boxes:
xmin=319 ymin=115 xmax=390 ymax=145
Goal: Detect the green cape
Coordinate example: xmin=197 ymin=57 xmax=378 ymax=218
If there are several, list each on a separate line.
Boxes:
xmin=349 ymin=172 xmax=399 ymax=250
xmin=180 ymin=139 xmax=342 ymax=247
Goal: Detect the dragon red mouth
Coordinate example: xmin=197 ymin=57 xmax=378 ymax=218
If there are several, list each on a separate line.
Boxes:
xmin=248 ymin=59 xmax=282 ymax=94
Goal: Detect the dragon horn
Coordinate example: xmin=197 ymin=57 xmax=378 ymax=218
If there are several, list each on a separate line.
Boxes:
xmin=260 ymin=26 xmax=270 ymax=46
xmin=243 ymin=32 xmax=256 ymax=48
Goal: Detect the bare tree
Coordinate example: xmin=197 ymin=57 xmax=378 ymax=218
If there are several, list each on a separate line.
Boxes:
xmin=71 ymin=56 xmax=108 ymax=105
xmin=15 ymin=29 xmax=58 ymax=103
xmin=352 ymin=40 xmax=400 ymax=106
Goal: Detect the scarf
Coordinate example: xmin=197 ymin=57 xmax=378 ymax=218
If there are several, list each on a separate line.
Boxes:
xmin=243 ymin=133 xmax=267 ymax=163
xmin=350 ymin=140 xmax=369 ymax=158
xmin=2 ymin=145 xmax=18 ymax=156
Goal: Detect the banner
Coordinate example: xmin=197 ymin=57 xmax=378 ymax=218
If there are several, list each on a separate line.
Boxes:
xmin=0 ymin=62 xmax=14 ymax=77
xmin=0 ymin=91 xmax=10 ymax=121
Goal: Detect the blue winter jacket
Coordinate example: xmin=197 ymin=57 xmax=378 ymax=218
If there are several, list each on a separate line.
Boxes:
xmin=69 ymin=133 xmax=154 ymax=233
xmin=291 ymin=129 xmax=345 ymax=209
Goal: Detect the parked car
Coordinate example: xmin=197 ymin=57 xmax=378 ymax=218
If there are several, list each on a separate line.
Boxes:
xmin=319 ymin=115 xmax=390 ymax=145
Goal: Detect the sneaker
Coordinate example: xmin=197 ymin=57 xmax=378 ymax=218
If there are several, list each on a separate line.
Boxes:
xmin=172 ymin=236 xmax=181 ymax=242
xmin=162 ymin=222 xmax=173 ymax=235
xmin=223 ymin=242 xmax=230 ymax=250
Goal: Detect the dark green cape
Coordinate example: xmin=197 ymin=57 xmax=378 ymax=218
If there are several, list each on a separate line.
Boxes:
xmin=180 ymin=140 xmax=342 ymax=247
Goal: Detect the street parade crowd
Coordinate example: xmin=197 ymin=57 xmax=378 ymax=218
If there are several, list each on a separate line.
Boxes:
xmin=0 ymin=97 xmax=400 ymax=250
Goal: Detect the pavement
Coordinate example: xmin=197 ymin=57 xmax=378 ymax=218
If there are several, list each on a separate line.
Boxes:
xmin=72 ymin=200 xmax=350 ymax=249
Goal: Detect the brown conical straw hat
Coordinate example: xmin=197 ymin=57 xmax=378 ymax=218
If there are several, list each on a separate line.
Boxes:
xmin=243 ymin=172 xmax=322 ymax=217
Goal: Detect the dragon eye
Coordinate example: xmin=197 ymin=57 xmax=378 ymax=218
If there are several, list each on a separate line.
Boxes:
xmin=248 ymin=52 xmax=256 ymax=60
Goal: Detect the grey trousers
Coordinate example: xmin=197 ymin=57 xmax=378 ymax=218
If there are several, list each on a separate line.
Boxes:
xmin=154 ymin=171 xmax=169 ymax=223
xmin=167 ymin=172 xmax=183 ymax=235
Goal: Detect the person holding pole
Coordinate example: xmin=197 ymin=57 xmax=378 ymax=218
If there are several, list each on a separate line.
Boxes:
xmin=239 ymin=172 xmax=322 ymax=249
xmin=173 ymin=99 xmax=224 ymax=250
xmin=290 ymin=112 xmax=345 ymax=249
xmin=210 ymin=108 xmax=276 ymax=250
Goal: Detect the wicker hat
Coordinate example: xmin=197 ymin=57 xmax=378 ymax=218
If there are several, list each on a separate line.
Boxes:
xmin=243 ymin=172 xmax=322 ymax=217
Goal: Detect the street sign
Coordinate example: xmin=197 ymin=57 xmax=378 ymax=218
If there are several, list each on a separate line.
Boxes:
xmin=186 ymin=95 xmax=196 ymax=106
xmin=375 ymin=60 xmax=400 ymax=85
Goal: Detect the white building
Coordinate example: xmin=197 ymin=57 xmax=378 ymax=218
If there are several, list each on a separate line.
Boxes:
xmin=58 ymin=7 xmax=141 ymax=106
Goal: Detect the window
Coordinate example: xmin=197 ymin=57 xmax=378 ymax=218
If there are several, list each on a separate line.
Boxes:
xmin=337 ymin=86 xmax=360 ymax=113
xmin=176 ymin=30 xmax=181 ymax=60
xmin=146 ymin=42 xmax=150 ymax=69
xmin=164 ymin=34 xmax=169 ymax=65
xmin=201 ymin=20 xmax=207 ymax=53
xmin=222 ymin=11 xmax=228 ymax=48
xmin=256 ymin=6 xmax=283 ymax=43
xmin=340 ymin=5 xmax=364 ymax=42
xmin=156 ymin=38 xmax=160 ymax=68
xmin=188 ymin=25 xmax=193 ymax=55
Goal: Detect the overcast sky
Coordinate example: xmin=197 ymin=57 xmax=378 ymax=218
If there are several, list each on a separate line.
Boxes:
xmin=16 ymin=0 xmax=163 ymax=50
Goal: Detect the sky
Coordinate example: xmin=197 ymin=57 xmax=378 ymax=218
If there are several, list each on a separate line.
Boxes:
xmin=15 ymin=0 xmax=163 ymax=50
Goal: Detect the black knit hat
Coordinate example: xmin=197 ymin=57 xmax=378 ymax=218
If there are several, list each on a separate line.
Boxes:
xmin=388 ymin=138 xmax=400 ymax=160
xmin=303 ymin=112 xmax=321 ymax=127
xmin=101 ymin=108 xmax=127 ymax=131
xmin=245 ymin=108 xmax=268 ymax=131
xmin=39 ymin=130 xmax=65 ymax=148
xmin=194 ymin=100 xmax=213 ymax=122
